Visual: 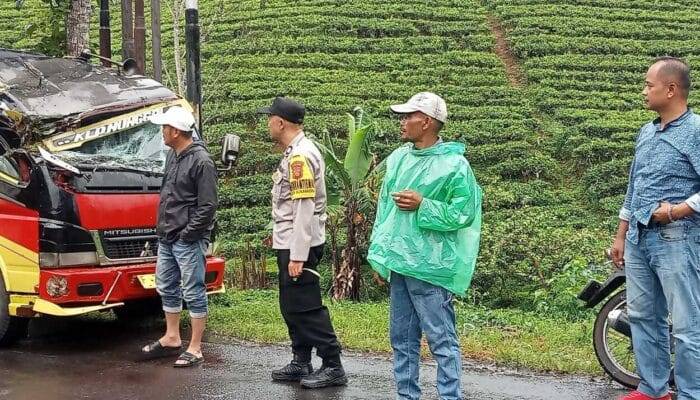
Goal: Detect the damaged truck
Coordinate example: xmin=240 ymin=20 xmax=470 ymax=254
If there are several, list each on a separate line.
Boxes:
xmin=0 ymin=48 xmax=239 ymax=345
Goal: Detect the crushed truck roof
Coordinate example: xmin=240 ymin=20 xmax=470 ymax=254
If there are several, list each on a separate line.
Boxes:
xmin=0 ymin=48 xmax=178 ymax=141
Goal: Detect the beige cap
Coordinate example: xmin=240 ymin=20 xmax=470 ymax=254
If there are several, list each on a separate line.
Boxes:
xmin=390 ymin=92 xmax=447 ymax=123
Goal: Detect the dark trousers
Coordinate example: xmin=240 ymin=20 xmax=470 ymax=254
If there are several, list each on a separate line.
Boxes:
xmin=277 ymin=245 xmax=341 ymax=360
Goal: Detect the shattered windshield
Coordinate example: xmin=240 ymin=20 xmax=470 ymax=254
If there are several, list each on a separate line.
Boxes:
xmin=56 ymin=122 xmax=167 ymax=174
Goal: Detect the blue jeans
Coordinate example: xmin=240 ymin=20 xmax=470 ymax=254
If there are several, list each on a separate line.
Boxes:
xmin=155 ymin=239 xmax=208 ymax=318
xmin=390 ymin=272 xmax=462 ymax=400
xmin=625 ymin=220 xmax=700 ymax=400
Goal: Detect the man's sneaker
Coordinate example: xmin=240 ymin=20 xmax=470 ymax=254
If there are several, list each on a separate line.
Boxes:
xmin=618 ymin=390 xmax=672 ymax=400
xmin=271 ymin=359 xmax=313 ymax=382
xmin=300 ymin=365 xmax=348 ymax=389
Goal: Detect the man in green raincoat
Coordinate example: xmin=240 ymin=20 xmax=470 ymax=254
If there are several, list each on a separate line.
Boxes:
xmin=367 ymin=92 xmax=482 ymax=400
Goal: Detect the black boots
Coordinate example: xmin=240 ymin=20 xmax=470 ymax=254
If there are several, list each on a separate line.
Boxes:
xmin=300 ymin=355 xmax=348 ymax=389
xmin=273 ymin=354 xmax=348 ymax=388
xmin=271 ymin=354 xmax=313 ymax=382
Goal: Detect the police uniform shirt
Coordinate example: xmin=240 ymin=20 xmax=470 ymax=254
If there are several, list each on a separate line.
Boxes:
xmin=271 ymin=132 xmax=327 ymax=261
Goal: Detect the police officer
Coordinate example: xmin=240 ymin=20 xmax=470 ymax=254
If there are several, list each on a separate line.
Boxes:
xmin=257 ymin=97 xmax=348 ymax=388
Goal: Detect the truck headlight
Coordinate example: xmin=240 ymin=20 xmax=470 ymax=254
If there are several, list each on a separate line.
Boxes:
xmin=46 ymin=276 xmax=69 ymax=297
xmin=40 ymin=252 xmax=98 ymax=268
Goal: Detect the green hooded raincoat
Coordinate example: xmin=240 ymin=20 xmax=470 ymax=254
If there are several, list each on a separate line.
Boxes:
xmin=367 ymin=141 xmax=482 ymax=296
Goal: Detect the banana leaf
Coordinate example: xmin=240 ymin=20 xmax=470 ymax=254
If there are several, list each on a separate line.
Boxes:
xmin=343 ymin=113 xmax=374 ymax=189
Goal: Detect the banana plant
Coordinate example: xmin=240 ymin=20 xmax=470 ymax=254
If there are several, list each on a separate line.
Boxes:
xmin=314 ymin=107 xmax=382 ymax=300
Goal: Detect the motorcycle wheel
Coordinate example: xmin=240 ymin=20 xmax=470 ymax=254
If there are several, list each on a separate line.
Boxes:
xmin=593 ymin=290 xmax=640 ymax=389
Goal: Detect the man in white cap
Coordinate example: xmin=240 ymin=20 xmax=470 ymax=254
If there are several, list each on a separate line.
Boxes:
xmin=140 ymin=106 xmax=218 ymax=368
xmin=368 ymin=92 xmax=482 ymax=400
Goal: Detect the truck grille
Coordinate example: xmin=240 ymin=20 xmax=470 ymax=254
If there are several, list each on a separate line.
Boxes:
xmin=99 ymin=228 xmax=158 ymax=260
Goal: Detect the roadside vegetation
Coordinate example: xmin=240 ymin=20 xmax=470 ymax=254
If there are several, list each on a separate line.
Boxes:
xmin=2 ymin=0 xmax=699 ymax=374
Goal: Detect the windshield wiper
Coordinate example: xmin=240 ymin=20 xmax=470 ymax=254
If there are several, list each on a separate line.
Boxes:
xmin=38 ymin=146 xmax=80 ymax=174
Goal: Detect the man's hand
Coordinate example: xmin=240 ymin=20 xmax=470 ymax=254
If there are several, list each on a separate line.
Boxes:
xmin=610 ymin=237 xmax=625 ymax=269
xmin=651 ymin=202 xmax=673 ymax=224
xmin=671 ymin=202 xmax=695 ymax=221
xmin=610 ymin=219 xmax=630 ymax=269
xmin=651 ymin=201 xmax=696 ymax=224
xmin=288 ymin=260 xmax=304 ymax=278
xmin=392 ymin=190 xmax=423 ymax=211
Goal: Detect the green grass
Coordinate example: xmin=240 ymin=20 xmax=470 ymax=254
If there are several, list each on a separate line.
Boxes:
xmin=208 ymin=289 xmax=601 ymax=375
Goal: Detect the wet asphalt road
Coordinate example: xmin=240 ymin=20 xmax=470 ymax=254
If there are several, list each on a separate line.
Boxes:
xmin=0 ymin=316 xmax=627 ymax=400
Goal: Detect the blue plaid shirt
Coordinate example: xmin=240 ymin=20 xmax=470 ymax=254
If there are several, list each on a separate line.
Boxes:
xmin=620 ymin=109 xmax=700 ymax=244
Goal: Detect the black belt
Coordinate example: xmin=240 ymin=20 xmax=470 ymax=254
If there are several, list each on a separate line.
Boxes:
xmin=639 ymin=219 xmax=683 ymax=230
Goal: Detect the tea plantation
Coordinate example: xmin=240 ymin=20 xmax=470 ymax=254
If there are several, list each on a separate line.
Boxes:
xmin=2 ymin=0 xmax=698 ymax=312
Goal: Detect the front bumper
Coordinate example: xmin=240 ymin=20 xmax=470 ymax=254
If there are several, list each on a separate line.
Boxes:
xmin=31 ymin=256 xmax=225 ymax=311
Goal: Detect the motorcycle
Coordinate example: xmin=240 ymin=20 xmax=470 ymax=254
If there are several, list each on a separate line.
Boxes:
xmin=578 ymin=251 xmax=675 ymax=389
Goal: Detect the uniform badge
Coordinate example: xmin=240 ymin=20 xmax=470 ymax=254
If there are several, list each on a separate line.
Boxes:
xmin=291 ymin=161 xmax=304 ymax=180
xmin=289 ymin=154 xmax=315 ymax=199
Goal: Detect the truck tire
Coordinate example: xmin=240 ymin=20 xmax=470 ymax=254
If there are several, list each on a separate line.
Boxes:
xmin=0 ymin=275 xmax=29 ymax=347
xmin=113 ymin=298 xmax=163 ymax=322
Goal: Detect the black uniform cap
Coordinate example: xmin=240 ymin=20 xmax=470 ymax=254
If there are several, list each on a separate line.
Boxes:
xmin=256 ymin=96 xmax=305 ymax=124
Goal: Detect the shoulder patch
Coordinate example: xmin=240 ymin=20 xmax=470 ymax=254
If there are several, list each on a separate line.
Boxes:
xmin=289 ymin=154 xmax=316 ymax=199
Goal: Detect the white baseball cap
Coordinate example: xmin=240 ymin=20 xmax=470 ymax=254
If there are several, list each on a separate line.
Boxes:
xmin=390 ymin=92 xmax=447 ymax=123
xmin=149 ymin=106 xmax=196 ymax=132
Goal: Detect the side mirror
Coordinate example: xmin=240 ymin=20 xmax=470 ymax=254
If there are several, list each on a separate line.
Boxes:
xmin=219 ymin=134 xmax=240 ymax=172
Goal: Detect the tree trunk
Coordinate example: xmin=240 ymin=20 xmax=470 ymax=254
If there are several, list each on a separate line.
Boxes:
xmin=329 ymin=222 xmax=340 ymax=283
xmin=172 ymin=0 xmax=185 ymax=96
xmin=332 ymin=201 xmax=363 ymax=301
xmin=66 ymin=0 xmax=91 ymax=57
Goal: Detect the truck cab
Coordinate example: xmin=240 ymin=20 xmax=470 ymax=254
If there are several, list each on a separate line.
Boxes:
xmin=0 ymin=49 xmax=233 ymax=345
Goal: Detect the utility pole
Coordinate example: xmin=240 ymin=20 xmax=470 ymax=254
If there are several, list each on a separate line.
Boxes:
xmin=185 ymin=0 xmax=202 ymax=137
xmin=121 ymin=0 xmax=135 ymax=60
xmin=134 ymin=0 xmax=146 ymax=74
xmin=151 ymin=0 xmax=162 ymax=81
xmin=98 ymin=0 xmax=112 ymax=66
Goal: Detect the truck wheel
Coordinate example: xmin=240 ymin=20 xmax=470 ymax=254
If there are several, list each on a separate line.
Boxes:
xmin=114 ymin=298 xmax=163 ymax=322
xmin=0 ymin=275 xmax=29 ymax=347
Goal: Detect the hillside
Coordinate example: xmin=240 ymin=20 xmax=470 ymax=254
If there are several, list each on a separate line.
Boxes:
xmin=484 ymin=0 xmax=700 ymax=212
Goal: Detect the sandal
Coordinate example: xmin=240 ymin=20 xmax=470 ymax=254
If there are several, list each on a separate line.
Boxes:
xmin=173 ymin=351 xmax=204 ymax=368
xmin=140 ymin=340 xmax=181 ymax=361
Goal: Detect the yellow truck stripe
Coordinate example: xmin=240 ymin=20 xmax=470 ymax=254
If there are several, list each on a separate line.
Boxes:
xmin=0 ymin=234 xmax=39 ymax=294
